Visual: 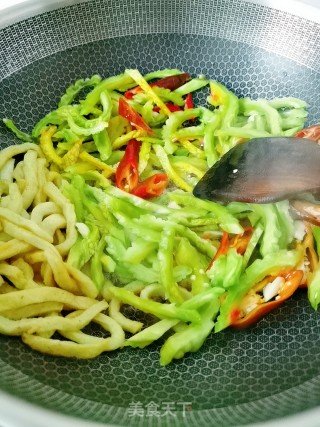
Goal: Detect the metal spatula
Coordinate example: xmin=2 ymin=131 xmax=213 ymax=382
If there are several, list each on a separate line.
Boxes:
xmin=193 ymin=137 xmax=320 ymax=203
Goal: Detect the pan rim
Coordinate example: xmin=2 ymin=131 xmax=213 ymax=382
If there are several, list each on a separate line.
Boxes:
xmin=1 ymin=387 xmax=320 ymax=427
xmin=0 ymin=0 xmax=320 ymax=30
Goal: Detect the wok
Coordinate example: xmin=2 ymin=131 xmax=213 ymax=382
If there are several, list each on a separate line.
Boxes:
xmin=0 ymin=1 xmax=320 ymax=426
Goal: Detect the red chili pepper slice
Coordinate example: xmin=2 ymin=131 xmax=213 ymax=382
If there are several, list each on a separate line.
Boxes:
xmin=207 ymin=226 xmax=254 ymax=270
xmin=131 ymin=173 xmax=168 ymax=199
xmin=118 ymin=98 xmax=153 ymax=134
xmin=153 ymin=73 xmax=191 ymax=90
xmin=185 ymin=93 xmax=194 ymax=110
xmin=115 ymin=139 xmax=141 ymax=192
xmin=229 ymin=226 xmax=254 ymax=255
xmin=124 ymin=90 xmax=138 ymax=100
xmin=231 ymin=269 xmax=303 ymax=328
xmin=153 ymin=103 xmax=181 ymax=113
xmin=294 ymin=124 xmax=320 ymax=143
xmin=184 ymin=93 xmax=195 ymax=121
xmin=207 ymin=231 xmax=229 ymax=270
xmin=124 ymin=73 xmax=191 ymax=99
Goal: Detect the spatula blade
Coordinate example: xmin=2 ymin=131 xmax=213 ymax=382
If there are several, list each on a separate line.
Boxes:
xmin=193 ymin=137 xmax=320 ymax=203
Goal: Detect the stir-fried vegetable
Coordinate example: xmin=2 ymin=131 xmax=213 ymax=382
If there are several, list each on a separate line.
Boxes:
xmin=1 ymin=68 xmax=320 ymax=365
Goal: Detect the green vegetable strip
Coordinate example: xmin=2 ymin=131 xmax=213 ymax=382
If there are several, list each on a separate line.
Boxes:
xmin=279 ymin=108 xmax=308 ymax=130
xmin=107 ymin=116 xmax=129 ymax=143
xmin=171 ymin=155 xmax=207 ymax=170
xmin=67 ymin=115 xmax=107 ymax=136
xmin=108 ymin=286 xmax=201 ymax=323
xmin=181 ymin=288 xmax=225 ymax=310
xmin=32 ymin=106 xmax=108 ymax=138
xmin=162 ymin=109 xmax=201 ymax=154
xmin=114 ymin=214 xmax=162 ymax=243
xmin=308 ymin=268 xmax=320 ymax=310
xmin=308 ymin=229 xmax=320 ymax=309
xmin=133 ymin=213 xmax=215 ymax=258
xmin=312 ymin=226 xmax=320 ymax=256
xmin=215 ymin=127 xmax=271 ymax=139
xmin=93 ymin=129 xmax=112 ymax=161
xmin=125 ymin=240 xmax=157 ymax=264
xmin=268 ymin=97 xmax=308 ymax=110
xmin=100 ymin=90 xmax=113 ymax=122
xmin=171 ymin=160 xmax=204 ymax=180
xmin=115 ymin=262 xmax=159 ymax=284
xmin=3 ymin=119 xmax=33 ymax=142
xmin=168 ymin=193 xmax=243 ymax=234
xmin=92 ymin=185 xmax=171 ymax=215
xmin=160 ymin=298 xmax=220 ymax=365
xmin=105 ymin=235 xmax=128 ymax=260
xmin=153 ymin=87 xmax=185 ymax=106
xmin=207 ymin=80 xmax=239 ymax=127
xmin=80 ymin=73 xmax=134 ymax=115
xmin=58 ymin=75 xmax=101 ymax=107
xmin=172 ymin=125 xmax=205 ymax=140
xmin=103 ymin=150 xmax=124 ymax=165
xmin=283 ymin=126 xmax=304 ymax=136
xmin=141 ymin=100 xmax=155 ymax=125
xmin=178 ymin=139 xmax=205 ymax=158
xmin=275 ymin=201 xmax=295 ymax=249
xmin=242 ymin=223 xmax=264 ymax=268
xmin=153 ymin=144 xmax=192 ymax=192
xmin=144 ymin=69 xmax=182 ymax=80
xmin=124 ymin=318 xmax=180 ymax=349
xmin=158 ymin=226 xmax=184 ymax=304
xmin=223 ymin=248 xmax=243 ymax=288
xmin=160 ymin=317 xmax=214 ymax=365
xmin=253 ymin=204 xmax=282 ymax=257
xmin=173 ymin=265 xmax=192 ymax=282
xmin=63 ymin=179 xmax=86 ymax=221
xmin=113 ymin=130 xmax=146 ymax=150
xmin=67 ymin=225 xmax=99 ymax=269
xmin=166 ymin=222 xmax=215 ymax=259
xmin=241 ymin=98 xmax=282 ymax=135
xmin=136 ymin=137 xmax=163 ymax=145
xmin=174 ymin=78 xmax=209 ymax=95
xmin=108 ymin=196 xmax=146 ymax=219
xmin=138 ymin=141 xmax=151 ymax=175
xmin=251 ymin=114 xmax=267 ymax=131
xmin=202 ymin=112 xmax=221 ymax=167
xmin=207 ymin=255 xmax=226 ymax=287
xmin=90 ymin=238 xmax=106 ymax=289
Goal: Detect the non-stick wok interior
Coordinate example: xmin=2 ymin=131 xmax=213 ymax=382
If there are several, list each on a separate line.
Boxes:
xmin=0 ymin=1 xmax=320 ymax=426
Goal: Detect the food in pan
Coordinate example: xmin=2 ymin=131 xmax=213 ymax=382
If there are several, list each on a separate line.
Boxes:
xmin=1 ymin=69 xmax=319 ymax=365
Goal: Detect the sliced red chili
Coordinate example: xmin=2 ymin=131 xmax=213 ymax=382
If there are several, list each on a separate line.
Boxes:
xmin=207 ymin=231 xmax=229 ymax=270
xmin=207 ymin=226 xmax=254 ymax=270
xmin=124 ymin=73 xmax=191 ymax=99
xmin=115 ymin=139 xmax=141 ymax=192
xmin=231 ymin=270 xmax=303 ymax=328
xmin=229 ymin=226 xmax=254 ymax=255
xmin=118 ymin=98 xmax=153 ymax=134
xmin=131 ymin=173 xmax=168 ymax=199
xmin=153 ymin=103 xmax=181 ymax=113
xmin=184 ymin=93 xmax=195 ymax=121
xmin=153 ymin=73 xmax=191 ymax=90
xmin=124 ymin=90 xmax=137 ymax=100
xmin=185 ymin=93 xmax=194 ymax=110
xmin=294 ymin=124 xmax=320 ymax=143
